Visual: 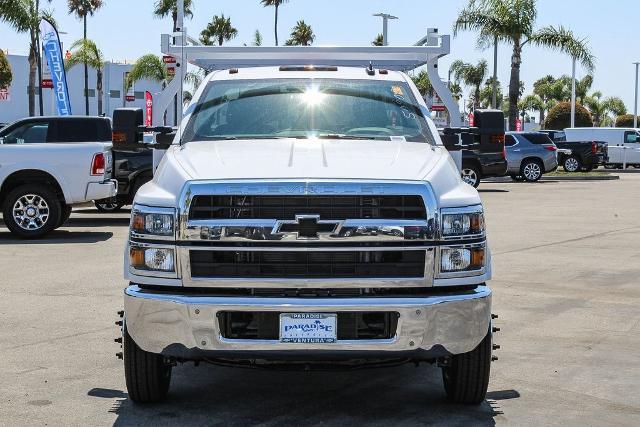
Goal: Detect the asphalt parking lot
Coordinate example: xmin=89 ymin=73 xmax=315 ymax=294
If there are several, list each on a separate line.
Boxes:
xmin=1 ymin=174 xmax=639 ymax=426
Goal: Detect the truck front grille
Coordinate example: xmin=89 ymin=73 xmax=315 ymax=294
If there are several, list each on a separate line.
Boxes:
xmin=189 ymin=195 xmax=426 ymax=220
xmin=189 ymin=250 xmax=426 ymax=279
xmin=218 ymin=311 xmax=398 ymax=340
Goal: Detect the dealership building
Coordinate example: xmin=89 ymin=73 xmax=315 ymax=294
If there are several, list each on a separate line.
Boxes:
xmin=0 ymin=53 xmax=174 ymax=125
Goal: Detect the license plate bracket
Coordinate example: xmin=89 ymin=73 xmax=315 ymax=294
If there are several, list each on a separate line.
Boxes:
xmin=279 ymin=313 xmax=337 ymax=343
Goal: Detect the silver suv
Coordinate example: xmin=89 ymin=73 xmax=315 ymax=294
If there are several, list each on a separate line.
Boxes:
xmin=505 ymin=132 xmax=558 ymax=182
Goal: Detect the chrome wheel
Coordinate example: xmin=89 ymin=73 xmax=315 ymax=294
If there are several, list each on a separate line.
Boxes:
xmin=461 ymin=168 xmax=479 ymax=187
xmin=96 ymin=201 xmax=120 ymax=211
xmin=12 ymin=194 xmax=50 ymax=230
xmin=523 ymin=162 xmax=542 ymax=182
xmin=564 ymin=157 xmax=580 ymax=172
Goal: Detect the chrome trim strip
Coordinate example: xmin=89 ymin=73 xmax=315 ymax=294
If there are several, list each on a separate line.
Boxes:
xmin=183 ymin=218 xmax=431 ymax=242
xmin=179 ymin=246 xmax=435 ymax=288
xmin=435 ymin=242 xmax=487 ymax=279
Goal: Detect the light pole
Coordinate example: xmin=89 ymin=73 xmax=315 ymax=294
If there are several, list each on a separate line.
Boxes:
xmin=570 ymin=56 xmax=576 ymax=128
xmin=373 ymin=13 xmax=398 ymax=46
xmin=492 ymin=35 xmax=498 ymax=109
xmin=634 ymin=62 xmax=639 ymax=128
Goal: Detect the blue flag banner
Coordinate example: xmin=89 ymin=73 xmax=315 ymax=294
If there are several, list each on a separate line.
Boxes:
xmin=39 ymin=18 xmax=72 ymax=115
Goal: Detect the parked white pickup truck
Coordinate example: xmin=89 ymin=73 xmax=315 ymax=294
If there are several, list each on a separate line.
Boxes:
xmin=0 ymin=116 xmax=116 ymax=238
xmin=121 ymin=63 xmax=498 ymax=405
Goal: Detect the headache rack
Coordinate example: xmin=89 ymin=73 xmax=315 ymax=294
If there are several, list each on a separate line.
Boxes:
xmin=149 ymin=1 xmax=461 ymax=128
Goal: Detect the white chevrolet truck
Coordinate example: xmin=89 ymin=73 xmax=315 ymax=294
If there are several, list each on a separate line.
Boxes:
xmin=120 ymin=51 xmax=501 ymax=404
xmin=0 ymin=116 xmax=116 ymax=238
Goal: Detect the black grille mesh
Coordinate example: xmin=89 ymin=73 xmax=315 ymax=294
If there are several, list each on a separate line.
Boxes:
xmin=189 ymin=195 xmax=426 ymax=220
xmin=190 ymin=250 xmax=425 ymax=278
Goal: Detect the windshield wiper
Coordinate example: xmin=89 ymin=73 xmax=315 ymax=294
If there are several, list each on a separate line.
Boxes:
xmin=318 ymin=134 xmax=382 ymax=140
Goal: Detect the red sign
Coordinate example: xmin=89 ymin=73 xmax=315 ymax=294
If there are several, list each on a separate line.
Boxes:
xmin=516 ymin=118 xmax=523 ymax=132
xmin=431 ymin=105 xmax=446 ymax=112
xmin=469 ymin=112 xmax=475 ymax=127
xmin=41 ymin=79 xmax=53 ymax=89
xmin=162 ymin=55 xmax=176 ymax=64
xmin=166 ymin=67 xmax=176 ymax=76
xmin=145 ymin=91 xmax=153 ymax=126
xmin=0 ymin=87 xmax=9 ymax=101
xmin=125 ymin=95 xmax=135 ymax=102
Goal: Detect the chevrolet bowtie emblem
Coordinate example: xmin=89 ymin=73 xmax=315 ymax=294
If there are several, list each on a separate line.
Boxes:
xmin=274 ymin=215 xmax=341 ymax=240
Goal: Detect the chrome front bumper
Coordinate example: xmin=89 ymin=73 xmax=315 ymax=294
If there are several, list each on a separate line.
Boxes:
xmin=124 ymin=284 xmax=491 ymax=358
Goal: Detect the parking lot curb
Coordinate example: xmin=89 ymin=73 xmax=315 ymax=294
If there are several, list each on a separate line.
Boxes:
xmin=540 ymin=175 xmax=620 ymax=181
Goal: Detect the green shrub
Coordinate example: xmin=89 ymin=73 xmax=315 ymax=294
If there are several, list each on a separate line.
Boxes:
xmin=615 ymin=114 xmax=640 ymax=128
xmin=0 ymin=50 xmax=12 ymax=89
xmin=544 ymin=101 xmax=592 ymax=129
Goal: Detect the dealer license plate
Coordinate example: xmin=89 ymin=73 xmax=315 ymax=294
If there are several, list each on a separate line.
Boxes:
xmin=279 ymin=313 xmax=337 ymax=343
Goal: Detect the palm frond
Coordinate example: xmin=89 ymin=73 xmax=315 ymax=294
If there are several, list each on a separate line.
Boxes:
xmin=528 ymin=25 xmax=595 ymax=71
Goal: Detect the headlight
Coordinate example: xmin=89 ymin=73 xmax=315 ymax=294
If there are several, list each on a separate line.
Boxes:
xmin=130 ymin=245 xmax=175 ymax=272
xmin=440 ymin=246 xmax=485 ymax=273
xmin=441 ymin=206 xmax=484 ymax=239
xmin=131 ymin=205 xmax=175 ymax=238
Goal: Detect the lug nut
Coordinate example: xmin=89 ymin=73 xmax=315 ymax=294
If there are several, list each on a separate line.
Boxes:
xmin=493 ymin=344 xmax=500 ymax=350
xmin=114 ymin=337 xmax=122 ymax=344
xmin=491 ymin=313 xmax=499 ymax=319
xmin=491 ymin=355 xmax=498 ymax=362
xmin=116 ymin=352 xmax=123 ymax=359
xmin=492 ymin=326 xmax=500 ymax=333
xmin=115 ymin=320 xmax=123 ymax=326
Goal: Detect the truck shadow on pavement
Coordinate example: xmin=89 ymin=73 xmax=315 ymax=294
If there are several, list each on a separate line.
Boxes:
xmin=0 ymin=228 xmax=113 ymax=244
xmin=101 ymin=363 xmax=510 ymax=426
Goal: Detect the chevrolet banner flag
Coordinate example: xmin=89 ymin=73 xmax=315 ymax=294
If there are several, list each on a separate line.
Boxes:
xmin=39 ymin=18 xmax=72 ymax=115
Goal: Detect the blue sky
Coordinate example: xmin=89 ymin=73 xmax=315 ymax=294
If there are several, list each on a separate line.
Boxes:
xmin=2 ymin=0 xmax=639 ymax=113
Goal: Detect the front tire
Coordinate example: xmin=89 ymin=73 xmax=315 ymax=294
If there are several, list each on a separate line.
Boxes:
xmin=2 ymin=184 xmax=61 ymax=239
xmin=442 ymin=330 xmax=492 ymax=405
xmin=124 ymin=326 xmax=172 ymax=404
xmin=521 ymin=160 xmax=543 ymax=182
xmin=461 ymin=165 xmax=481 ymax=188
xmin=563 ymin=156 xmax=581 ymax=173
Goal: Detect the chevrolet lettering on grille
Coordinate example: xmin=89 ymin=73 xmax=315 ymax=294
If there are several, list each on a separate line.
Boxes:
xmin=273 ymin=215 xmax=342 ymax=240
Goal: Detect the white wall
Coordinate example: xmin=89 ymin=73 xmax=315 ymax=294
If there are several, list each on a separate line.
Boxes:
xmin=0 ymin=54 xmax=174 ymax=125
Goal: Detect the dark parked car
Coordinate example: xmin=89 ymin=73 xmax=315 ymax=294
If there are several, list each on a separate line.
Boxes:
xmin=460 ymin=149 xmax=508 ymax=188
xmin=538 ymin=130 xmax=608 ymax=172
xmin=94 ymin=144 xmax=153 ymax=212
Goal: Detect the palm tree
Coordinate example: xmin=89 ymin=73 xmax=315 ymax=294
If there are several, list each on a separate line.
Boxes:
xmin=519 ymin=94 xmax=544 ymax=124
xmin=479 ymin=77 xmax=503 ymax=108
xmin=559 ymin=74 xmax=592 ymax=104
xmin=253 ymin=29 xmax=263 ymax=46
xmin=65 ymin=39 xmax=104 ymax=115
xmin=260 ymin=0 xmax=289 ymax=46
xmin=0 ymin=49 xmax=12 ymax=89
xmin=449 ymin=59 xmax=488 ymax=109
xmin=411 ymin=70 xmax=434 ymax=100
xmin=153 ymin=0 xmax=193 ymax=32
xmin=372 ymin=34 xmax=384 ymax=46
xmin=454 ymin=0 xmax=594 ymax=131
xmin=126 ymin=54 xmax=167 ymax=91
xmin=285 ymin=20 xmax=315 ymax=46
xmin=584 ymin=92 xmax=627 ymax=126
xmin=200 ymin=14 xmax=238 ymax=46
xmin=0 ymin=0 xmax=52 ymax=116
xmin=68 ymin=0 xmax=104 ymax=116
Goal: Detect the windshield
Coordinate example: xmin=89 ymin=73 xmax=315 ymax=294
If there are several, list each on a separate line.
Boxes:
xmin=181 ymin=78 xmax=435 ymax=144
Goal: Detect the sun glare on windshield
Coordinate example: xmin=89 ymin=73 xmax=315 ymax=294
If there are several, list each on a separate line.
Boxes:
xmin=299 ymin=85 xmax=327 ymax=106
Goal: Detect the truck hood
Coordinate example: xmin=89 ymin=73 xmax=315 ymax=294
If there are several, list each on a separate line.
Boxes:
xmin=172 ymin=139 xmax=442 ymax=181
